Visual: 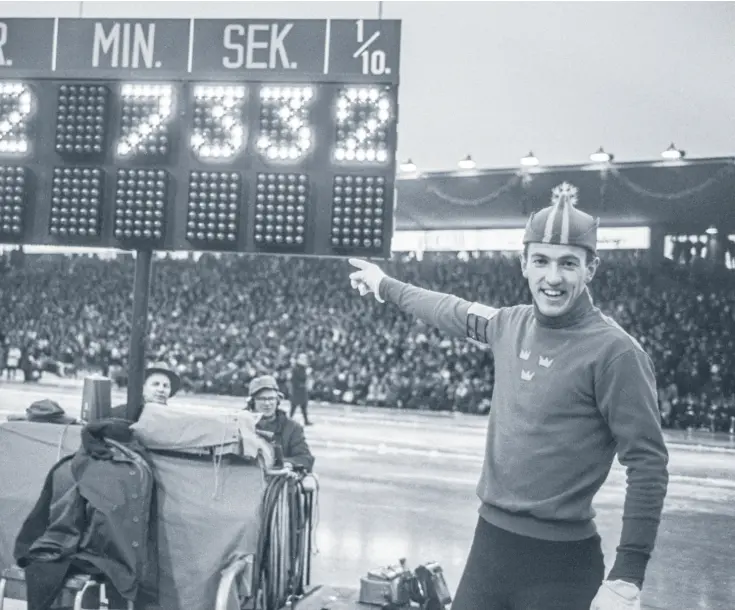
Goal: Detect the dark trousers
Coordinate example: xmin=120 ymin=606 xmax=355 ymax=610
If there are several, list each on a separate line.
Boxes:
xmin=290 ymin=399 xmax=310 ymax=424
xmin=451 ymin=517 xmax=605 ymax=610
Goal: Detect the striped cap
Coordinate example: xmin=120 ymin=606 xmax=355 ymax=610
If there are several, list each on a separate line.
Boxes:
xmin=522 ymin=182 xmax=599 ymax=253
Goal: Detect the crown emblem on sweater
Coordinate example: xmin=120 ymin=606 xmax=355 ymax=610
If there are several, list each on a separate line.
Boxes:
xmin=551 ymin=181 xmax=579 ymax=207
xmin=538 ymin=356 xmax=554 ymax=368
xmin=521 ymin=369 xmax=535 ymax=381
xmin=519 ymin=349 xmax=531 ymax=360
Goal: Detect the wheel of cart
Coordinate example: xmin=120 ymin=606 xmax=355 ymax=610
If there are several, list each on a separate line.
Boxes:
xmin=214 ymin=467 xmax=320 ymax=610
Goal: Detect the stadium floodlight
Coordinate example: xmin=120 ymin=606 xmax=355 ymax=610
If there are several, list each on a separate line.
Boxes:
xmin=520 ymin=152 xmax=539 ymax=167
xmin=458 ymin=155 xmax=476 ymax=170
xmin=661 ymin=143 xmax=684 ymax=160
xmin=590 ymin=147 xmax=613 ymax=163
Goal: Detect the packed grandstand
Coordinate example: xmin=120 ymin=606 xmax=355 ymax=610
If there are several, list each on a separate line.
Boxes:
xmin=1 ymin=247 xmax=733 ymax=433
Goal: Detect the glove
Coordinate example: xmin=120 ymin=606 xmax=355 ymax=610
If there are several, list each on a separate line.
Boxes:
xmin=590 ymin=580 xmax=641 ymax=610
xmin=348 ymin=258 xmax=387 ymax=303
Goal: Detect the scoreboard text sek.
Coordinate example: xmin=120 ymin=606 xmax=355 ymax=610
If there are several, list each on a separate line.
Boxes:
xmin=0 ymin=17 xmax=401 ymax=258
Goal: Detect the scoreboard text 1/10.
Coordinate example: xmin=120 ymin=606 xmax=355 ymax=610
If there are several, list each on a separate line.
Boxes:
xmin=0 ymin=18 xmax=401 ymax=258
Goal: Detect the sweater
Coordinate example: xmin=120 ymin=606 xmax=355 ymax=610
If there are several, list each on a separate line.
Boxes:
xmin=378 ymin=277 xmax=669 ymax=585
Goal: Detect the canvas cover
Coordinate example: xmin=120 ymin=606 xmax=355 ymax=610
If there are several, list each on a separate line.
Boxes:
xmin=131 ymin=401 xmax=269 ymax=462
xmin=0 ymin=421 xmax=265 ymax=610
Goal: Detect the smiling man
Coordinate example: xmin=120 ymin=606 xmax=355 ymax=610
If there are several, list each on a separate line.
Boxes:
xmin=109 ymin=362 xmax=181 ymax=421
xmin=247 ymin=375 xmax=315 ymax=472
xmin=347 ymin=190 xmax=669 ymax=610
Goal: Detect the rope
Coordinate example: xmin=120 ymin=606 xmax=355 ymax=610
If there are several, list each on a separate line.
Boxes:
xmin=211 ymin=420 xmax=229 ymax=499
xmin=56 ymin=421 xmax=75 ymax=461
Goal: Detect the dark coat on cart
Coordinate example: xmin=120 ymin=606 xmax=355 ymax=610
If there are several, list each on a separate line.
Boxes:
xmin=13 ymin=420 xmax=159 ymax=610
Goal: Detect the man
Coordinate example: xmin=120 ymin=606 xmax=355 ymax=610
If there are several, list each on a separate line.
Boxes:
xmin=248 ymin=374 xmax=315 ymax=472
xmin=290 ymin=353 xmax=312 ymax=425
xmin=110 ymin=362 xmax=181 ymax=421
xmin=348 ymin=190 xmax=669 ymax=610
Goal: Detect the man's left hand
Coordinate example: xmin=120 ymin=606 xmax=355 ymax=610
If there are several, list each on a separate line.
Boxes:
xmin=590 ymin=580 xmax=641 ymax=610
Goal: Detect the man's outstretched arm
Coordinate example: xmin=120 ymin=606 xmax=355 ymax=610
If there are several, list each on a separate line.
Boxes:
xmin=379 ymin=277 xmax=473 ymax=339
xmin=349 ymin=258 xmax=500 ymax=344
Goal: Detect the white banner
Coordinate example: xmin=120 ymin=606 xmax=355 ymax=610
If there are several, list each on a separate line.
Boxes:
xmin=392 ymin=227 xmax=650 ymax=252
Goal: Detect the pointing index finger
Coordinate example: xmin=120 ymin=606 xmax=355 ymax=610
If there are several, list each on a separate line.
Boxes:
xmin=348 ymin=258 xmax=367 ymax=269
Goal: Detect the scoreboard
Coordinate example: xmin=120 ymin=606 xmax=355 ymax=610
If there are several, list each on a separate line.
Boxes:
xmin=0 ymin=17 xmax=401 ymax=258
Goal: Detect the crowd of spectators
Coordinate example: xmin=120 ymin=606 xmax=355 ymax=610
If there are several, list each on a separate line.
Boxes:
xmin=1 ymin=248 xmax=734 ymax=433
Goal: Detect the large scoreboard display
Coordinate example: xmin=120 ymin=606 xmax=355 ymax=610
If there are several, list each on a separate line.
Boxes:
xmin=0 ymin=17 xmax=401 ymax=258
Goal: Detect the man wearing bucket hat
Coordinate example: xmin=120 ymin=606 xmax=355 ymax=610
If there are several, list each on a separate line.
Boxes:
xmin=246 ymin=374 xmax=315 ymax=472
xmin=110 ymin=362 xmax=182 ymax=421
xmin=348 ymin=184 xmax=668 ymax=610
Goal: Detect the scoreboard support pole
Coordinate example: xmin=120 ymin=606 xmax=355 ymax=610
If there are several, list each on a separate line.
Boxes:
xmin=125 ymin=249 xmax=154 ymax=421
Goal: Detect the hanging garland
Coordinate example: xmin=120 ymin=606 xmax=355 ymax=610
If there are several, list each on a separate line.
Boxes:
xmin=409 ymin=161 xmax=735 ymax=208
xmin=424 ymin=173 xmax=522 ymax=207
xmin=608 ymin=162 xmax=735 ymax=200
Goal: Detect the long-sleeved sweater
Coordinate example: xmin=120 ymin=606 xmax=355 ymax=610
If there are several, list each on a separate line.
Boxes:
xmin=379 ymin=277 xmax=669 ymax=585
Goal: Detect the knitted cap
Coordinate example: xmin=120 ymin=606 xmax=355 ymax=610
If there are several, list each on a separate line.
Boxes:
xmin=523 ymin=182 xmax=599 ymax=253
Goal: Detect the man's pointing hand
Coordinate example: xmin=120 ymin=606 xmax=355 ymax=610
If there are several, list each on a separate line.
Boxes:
xmin=348 ymin=258 xmax=387 ymax=303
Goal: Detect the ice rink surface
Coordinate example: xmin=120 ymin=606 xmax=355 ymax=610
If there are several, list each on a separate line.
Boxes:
xmin=2 ymin=381 xmax=734 ymax=610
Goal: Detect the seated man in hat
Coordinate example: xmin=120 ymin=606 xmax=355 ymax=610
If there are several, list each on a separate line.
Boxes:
xmin=247 ymin=375 xmax=315 ymax=472
xmin=110 ymin=362 xmax=181 ymax=421
xmin=98 ymin=363 xmax=271 ymax=467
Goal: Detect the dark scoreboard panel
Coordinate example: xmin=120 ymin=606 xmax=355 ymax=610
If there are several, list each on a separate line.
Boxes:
xmin=0 ymin=17 xmax=401 ymax=258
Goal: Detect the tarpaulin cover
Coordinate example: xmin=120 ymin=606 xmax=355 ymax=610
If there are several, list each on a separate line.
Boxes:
xmin=0 ymin=421 xmax=265 ymax=610
xmin=131 ymin=401 xmax=268 ymax=461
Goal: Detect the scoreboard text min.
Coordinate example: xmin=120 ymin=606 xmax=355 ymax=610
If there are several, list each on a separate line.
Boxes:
xmin=0 ymin=18 xmax=401 ymax=259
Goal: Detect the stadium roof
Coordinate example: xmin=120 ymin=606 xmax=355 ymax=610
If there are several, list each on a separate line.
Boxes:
xmin=394 ymin=157 xmax=735 ymax=233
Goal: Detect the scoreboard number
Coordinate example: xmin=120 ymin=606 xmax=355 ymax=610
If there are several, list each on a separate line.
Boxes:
xmin=190 ymin=85 xmax=247 ymax=161
xmin=0 ymin=82 xmax=34 ymax=155
xmin=334 ymin=86 xmax=393 ymax=164
xmin=256 ymin=86 xmax=314 ymax=162
xmin=116 ymin=83 xmax=174 ymax=158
